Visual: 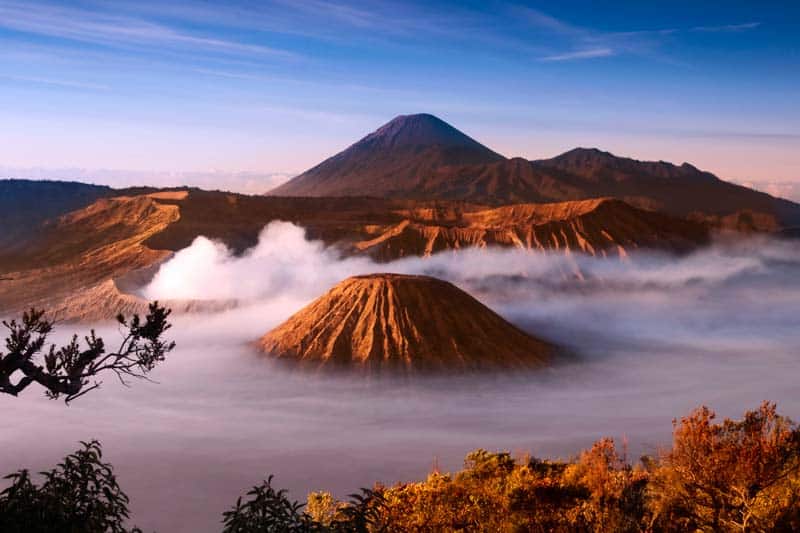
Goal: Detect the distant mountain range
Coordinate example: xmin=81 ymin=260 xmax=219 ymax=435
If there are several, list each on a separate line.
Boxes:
xmin=271 ymin=113 xmax=800 ymax=228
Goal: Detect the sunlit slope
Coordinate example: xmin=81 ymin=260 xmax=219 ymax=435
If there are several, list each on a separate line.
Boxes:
xmin=0 ymin=193 xmax=181 ymax=318
xmin=259 ymin=273 xmax=555 ymax=372
xmin=141 ymin=191 xmax=710 ymax=260
xmin=355 ymin=198 xmax=709 ymax=260
xmin=0 ymin=189 xmax=711 ymax=320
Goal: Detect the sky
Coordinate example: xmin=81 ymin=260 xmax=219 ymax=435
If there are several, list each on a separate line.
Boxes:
xmin=0 ymin=0 xmax=798 ymax=193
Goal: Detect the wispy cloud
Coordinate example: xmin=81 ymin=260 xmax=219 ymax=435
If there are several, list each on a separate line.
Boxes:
xmin=0 ymin=1 xmax=297 ymax=59
xmin=513 ymin=6 xmax=587 ymax=38
xmin=514 ymin=5 xmax=762 ymax=64
xmin=270 ymin=0 xmax=380 ymax=29
xmin=541 ymin=48 xmax=614 ymax=62
xmin=0 ymin=74 xmax=109 ymax=91
xmin=692 ymin=22 xmax=761 ymax=32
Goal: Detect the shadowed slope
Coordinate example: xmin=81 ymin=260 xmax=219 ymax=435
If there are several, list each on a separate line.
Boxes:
xmin=269 ymin=115 xmax=800 ymax=228
xmin=533 ymin=148 xmax=800 ymax=227
xmin=258 ymin=274 xmax=555 ymax=373
xmin=270 ymin=114 xmax=504 ymax=197
xmin=0 ymin=179 xmax=113 ymax=251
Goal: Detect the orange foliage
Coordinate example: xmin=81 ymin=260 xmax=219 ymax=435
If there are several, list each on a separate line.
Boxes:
xmin=313 ymin=403 xmax=800 ymax=532
xmin=648 ymin=402 xmax=800 ymax=531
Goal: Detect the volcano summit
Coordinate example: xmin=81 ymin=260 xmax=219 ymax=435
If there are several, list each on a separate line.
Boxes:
xmin=269 ymin=113 xmax=504 ymax=198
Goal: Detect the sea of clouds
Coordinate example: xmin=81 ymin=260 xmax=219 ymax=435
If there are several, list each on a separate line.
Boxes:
xmin=3 ymin=222 xmax=799 ymax=532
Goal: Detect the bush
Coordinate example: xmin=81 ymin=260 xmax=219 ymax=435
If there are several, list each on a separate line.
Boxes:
xmin=648 ymin=402 xmax=800 ymax=531
xmin=0 ymin=440 xmax=137 ymax=533
xmin=3 ymin=403 xmax=799 ymax=532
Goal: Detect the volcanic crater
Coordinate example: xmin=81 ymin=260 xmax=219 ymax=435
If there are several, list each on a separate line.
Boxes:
xmin=258 ymin=273 xmax=556 ymax=373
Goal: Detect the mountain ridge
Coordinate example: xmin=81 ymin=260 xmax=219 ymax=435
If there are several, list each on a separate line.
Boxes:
xmin=268 ymin=114 xmax=800 ymax=228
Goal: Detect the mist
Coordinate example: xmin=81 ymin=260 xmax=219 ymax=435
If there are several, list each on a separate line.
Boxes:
xmin=3 ymin=223 xmax=800 ymax=532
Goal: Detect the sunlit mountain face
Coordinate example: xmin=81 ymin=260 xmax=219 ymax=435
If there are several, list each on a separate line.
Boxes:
xmin=1 ymin=1 xmax=799 ymax=531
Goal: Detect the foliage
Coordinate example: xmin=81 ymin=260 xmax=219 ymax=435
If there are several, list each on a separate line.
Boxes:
xmin=0 ymin=440 xmax=139 ymax=533
xmin=325 ymin=404 xmax=800 ymax=532
xmin=372 ymin=443 xmax=645 ymax=532
xmin=306 ymin=491 xmax=340 ymax=525
xmin=2 ymin=403 xmax=799 ymax=532
xmin=648 ymin=401 xmax=800 ymax=532
xmin=222 ymin=476 xmax=385 ymax=532
xmin=222 ymin=475 xmax=320 ymax=532
xmin=0 ymin=302 xmax=174 ymax=402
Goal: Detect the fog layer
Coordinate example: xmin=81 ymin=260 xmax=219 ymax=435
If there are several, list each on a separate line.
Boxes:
xmin=3 ymin=223 xmax=799 ymax=532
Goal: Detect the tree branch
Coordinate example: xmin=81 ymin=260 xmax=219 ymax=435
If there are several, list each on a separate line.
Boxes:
xmin=0 ymin=302 xmax=175 ymax=403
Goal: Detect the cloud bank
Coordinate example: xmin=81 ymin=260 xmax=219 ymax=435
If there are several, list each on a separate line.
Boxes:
xmin=4 ymin=222 xmax=799 ymax=532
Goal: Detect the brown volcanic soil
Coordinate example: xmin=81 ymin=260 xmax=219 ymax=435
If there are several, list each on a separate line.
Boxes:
xmin=139 ymin=191 xmax=710 ymax=261
xmin=258 ymin=274 xmax=555 ymax=373
xmin=0 ymin=190 xmax=711 ymax=320
xmin=0 ymin=194 xmax=180 ymax=317
xmin=355 ymin=198 xmax=709 ymax=260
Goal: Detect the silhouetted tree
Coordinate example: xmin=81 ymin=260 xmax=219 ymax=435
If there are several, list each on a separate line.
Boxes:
xmin=0 ymin=302 xmax=174 ymax=402
xmin=222 ymin=475 xmax=320 ymax=532
xmin=0 ymin=440 xmax=139 ymax=533
xmin=222 ymin=476 xmax=385 ymax=533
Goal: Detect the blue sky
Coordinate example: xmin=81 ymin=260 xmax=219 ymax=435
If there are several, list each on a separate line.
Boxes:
xmin=0 ymin=0 xmax=798 ymax=190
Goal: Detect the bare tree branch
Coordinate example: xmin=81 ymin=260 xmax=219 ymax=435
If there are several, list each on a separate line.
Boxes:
xmin=0 ymin=302 xmax=175 ymax=403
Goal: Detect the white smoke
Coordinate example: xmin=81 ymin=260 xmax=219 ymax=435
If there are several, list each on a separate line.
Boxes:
xmin=144 ymin=221 xmax=374 ymax=302
xmin=144 ymin=221 xmax=800 ymax=304
xmin=142 ymin=221 xmax=800 ymax=355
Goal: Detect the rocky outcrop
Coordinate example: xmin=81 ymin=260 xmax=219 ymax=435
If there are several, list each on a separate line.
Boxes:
xmin=355 ymin=199 xmax=710 ymax=260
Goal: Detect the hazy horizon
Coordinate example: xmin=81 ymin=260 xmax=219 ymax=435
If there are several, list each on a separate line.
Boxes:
xmin=3 ymin=162 xmax=800 ymax=202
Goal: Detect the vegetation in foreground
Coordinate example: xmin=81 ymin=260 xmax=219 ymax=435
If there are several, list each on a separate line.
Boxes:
xmin=1 ymin=402 xmax=799 ymax=532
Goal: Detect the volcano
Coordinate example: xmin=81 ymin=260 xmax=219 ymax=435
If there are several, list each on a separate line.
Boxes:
xmin=269 ymin=113 xmax=504 ymax=198
xmin=258 ymin=274 xmax=555 ymax=373
xmin=268 ymin=114 xmax=800 ymax=228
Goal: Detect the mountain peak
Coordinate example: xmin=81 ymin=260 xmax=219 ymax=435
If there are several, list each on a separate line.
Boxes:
xmin=543 ymin=147 xmax=720 ymax=181
xmin=359 ymin=113 xmax=495 ymax=152
xmin=550 ymin=147 xmax=618 ymax=163
xmin=269 ymin=113 xmax=504 ymax=197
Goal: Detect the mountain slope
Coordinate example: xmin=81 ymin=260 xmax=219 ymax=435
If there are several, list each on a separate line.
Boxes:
xmin=532 ymin=148 xmax=800 ymax=227
xmin=0 ymin=179 xmax=113 ymax=250
xmin=269 ymin=115 xmax=800 ymax=229
xmin=354 ymin=198 xmax=709 ymax=260
xmin=270 ymin=114 xmax=504 ymax=197
xmin=0 ymin=193 xmax=182 ymax=318
xmin=258 ymin=274 xmax=554 ymax=373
